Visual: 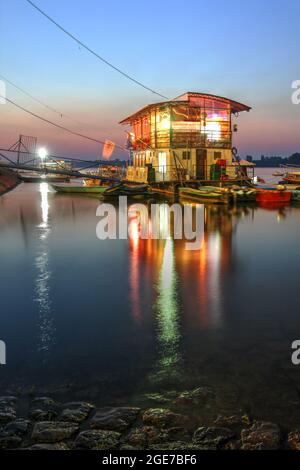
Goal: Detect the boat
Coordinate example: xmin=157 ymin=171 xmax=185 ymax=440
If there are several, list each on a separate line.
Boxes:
xmin=282 ymin=171 xmax=300 ymax=184
xmin=179 ymin=186 xmax=229 ymax=203
xmin=272 ymin=170 xmax=284 ymax=177
xmin=51 ymin=184 xmax=108 ymax=194
xmin=256 ymin=189 xmax=291 ymax=203
xmin=20 ymin=173 xmax=70 ymax=183
xmin=102 ymin=182 xmax=154 ymax=198
xmin=229 ymin=186 xmax=257 ymax=203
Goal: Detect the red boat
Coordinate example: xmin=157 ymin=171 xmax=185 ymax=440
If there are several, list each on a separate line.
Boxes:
xmin=256 ymin=189 xmax=291 ymax=203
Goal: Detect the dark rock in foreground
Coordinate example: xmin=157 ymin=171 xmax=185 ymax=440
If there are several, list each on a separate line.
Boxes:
xmin=61 ymin=402 xmax=94 ymax=423
xmin=142 ymin=408 xmax=190 ymax=429
xmin=90 ymin=407 xmax=140 ymax=432
xmin=74 ymin=430 xmax=120 ymax=450
xmin=287 ymin=430 xmax=300 ymax=450
xmin=31 ymin=421 xmax=79 ymax=443
xmin=193 ymin=426 xmax=235 ymax=449
xmin=241 ymin=421 xmax=281 ymax=450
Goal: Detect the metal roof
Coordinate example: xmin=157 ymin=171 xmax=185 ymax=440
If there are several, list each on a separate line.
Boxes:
xmin=120 ymin=92 xmax=251 ymax=124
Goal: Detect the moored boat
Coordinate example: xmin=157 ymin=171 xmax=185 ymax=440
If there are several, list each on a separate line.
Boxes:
xmin=256 ymin=189 xmax=291 ymax=203
xmin=229 ymin=187 xmax=257 ymax=203
xmin=20 ymin=173 xmax=70 ymax=183
xmin=102 ymin=182 xmax=153 ymax=198
xmin=51 ymin=184 xmax=108 ymax=194
xmin=179 ymin=186 xmax=229 ymax=203
xmin=282 ymin=171 xmax=300 ymax=184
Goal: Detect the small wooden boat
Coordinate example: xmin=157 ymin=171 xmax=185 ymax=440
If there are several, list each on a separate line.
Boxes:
xmin=179 ymin=186 xmax=228 ymax=203
xmin=282 ymin=172 xmax=300 ymax=184
xmin=102 ymin=182 xmax=153 ymax=198
xmin=272 ymin=170 xmax=284 ymax=177
xmin=20 ymin=173 xmax=70 ymax=183
xmin=229 ymin=187 xmax=257 ymax=203
xmin=51 ymin=184 xmax=108 ymax=194
xmin=256 ymin=189 xmax=291 ymax=203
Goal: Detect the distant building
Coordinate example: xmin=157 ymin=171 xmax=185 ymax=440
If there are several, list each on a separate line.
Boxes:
xmin=120 ymin=92 xmax=251 ymax=182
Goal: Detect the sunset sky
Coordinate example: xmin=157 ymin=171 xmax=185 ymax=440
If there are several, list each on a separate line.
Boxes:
xmin=0 ymin=0 xmax=299 ymax=160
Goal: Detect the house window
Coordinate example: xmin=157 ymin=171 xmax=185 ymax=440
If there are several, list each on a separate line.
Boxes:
xmin=214 ymin=151 xmax=222 ymax=160
xmin=182 ymin=151 xmax=191 ymax=160
xmin=158 ymin=151 xmax=167 ymax=173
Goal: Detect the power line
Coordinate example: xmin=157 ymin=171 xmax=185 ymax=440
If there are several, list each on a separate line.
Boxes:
xmin=0 ymin=73 xmax=102 ymax=130
xmin=1 ymin=94 xmax=126 ymax=151
xmin=0 ymin=74 xmax=64 ymax=117
xmin=25 ymin=0 xmax=168 ymax=100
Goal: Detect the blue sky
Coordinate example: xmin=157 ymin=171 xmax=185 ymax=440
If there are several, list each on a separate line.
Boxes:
xmin=0 ymin=0 xmax=299 ymax=159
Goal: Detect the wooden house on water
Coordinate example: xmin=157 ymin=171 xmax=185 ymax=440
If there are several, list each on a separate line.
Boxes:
xmin=120 ymin=92 xmax=251 ymax=189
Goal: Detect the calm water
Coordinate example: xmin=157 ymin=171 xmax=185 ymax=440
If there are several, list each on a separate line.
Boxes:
xmin=1 ymin=175 xmax=300 ymax=427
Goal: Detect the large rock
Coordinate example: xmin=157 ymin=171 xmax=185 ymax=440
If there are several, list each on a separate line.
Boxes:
xmin=90 ymin=407 xmax=140 ymax=432
xmin=73 ymin=430 xmax=120 ymax=450
xmin=142 ymin=408 xmax=190 ymax=429
xmin=174 ymin=387 xmax=215 ymax=406
xmin=0 ymin=435 xmax=22 ymax=449
xmin=30 ymin=397 xmax=58 ymax=422
xmin=287 ymin=430 xmax=300 ymax=450
xmin=28 ymin=443 xmax=69 ymax=450
xmin=126 ymin=425 xmax=189 ymax=449
xmin=148 ymin=441 xmax=200 ymax=451
xmin=0 ymin=419 xmax=31 ymax=437
xmin=60 ymin=402 xmax=94 ymax=423
xmin=193 ymin=426 xmax=235 ymax=449
xmin=30 ymin=409 xmax=58 ymax=421
xmin=31 ymin=421 xmax=79 ymax=443
xmin=241 ymin=421 xmax=281 ymax=450
xmin=214 ymin=414 xmax=251 ymax=428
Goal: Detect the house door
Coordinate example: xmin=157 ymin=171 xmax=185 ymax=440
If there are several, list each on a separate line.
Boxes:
xmin=196 ymin=149 xmax=207 ymax=180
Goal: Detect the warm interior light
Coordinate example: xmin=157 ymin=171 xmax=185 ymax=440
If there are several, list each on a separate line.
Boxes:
xmin=157 ymin=112 xmax=170 ymax=130
xmin=203 ymin=121 xmax=221 ymax=141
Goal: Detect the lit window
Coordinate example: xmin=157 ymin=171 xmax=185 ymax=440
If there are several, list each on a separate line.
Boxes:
xmin=158 ymin=152 xmax=167 ymax=173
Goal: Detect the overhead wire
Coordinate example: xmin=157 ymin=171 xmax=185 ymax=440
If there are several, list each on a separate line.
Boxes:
xmin=25 ymin=0 xmax=168 ymax=100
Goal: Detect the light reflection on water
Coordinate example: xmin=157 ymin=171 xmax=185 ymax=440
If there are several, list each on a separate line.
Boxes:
xmin=152 ymin=238 xmax=182 ymax=384
xmin=34 ymin=183 xmax=56 ymax=360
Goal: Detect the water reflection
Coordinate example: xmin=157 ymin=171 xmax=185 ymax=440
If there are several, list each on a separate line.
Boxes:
xmin=34 ymin=183 xmax=55 ymax=360
xmin=153 ymin=238 xmax=181 ymax=384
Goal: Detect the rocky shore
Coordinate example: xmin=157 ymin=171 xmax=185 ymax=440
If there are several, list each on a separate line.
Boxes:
xmin=0 ymin=390 xmax=299 ymax=450
xmin=0 ymin=167 xmax=20 ymax=195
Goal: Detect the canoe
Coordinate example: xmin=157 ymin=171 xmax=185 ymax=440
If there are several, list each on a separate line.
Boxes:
xmin=256 ymin=189 xmax=291 ymax=203
xmin=179 ymin=187 xmax=228 ymax=203
xmin=230 ymin=188 xmax=257 ymax=202
xmin=102 ymin=183 xmax=153 ymax=198
xmin=51 ymin=184 xmax=108 ymax=194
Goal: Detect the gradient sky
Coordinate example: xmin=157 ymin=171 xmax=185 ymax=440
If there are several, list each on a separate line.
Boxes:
xmin=0 ymin=0 xmax=300 ymax=160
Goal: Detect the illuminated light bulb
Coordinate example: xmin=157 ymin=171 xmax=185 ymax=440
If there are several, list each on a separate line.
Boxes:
xmin=38 ymin=147 xmax=47 ymax=162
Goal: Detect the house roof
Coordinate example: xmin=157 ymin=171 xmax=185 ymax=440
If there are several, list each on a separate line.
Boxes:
xmin=120 ymin=92 xmax=251 ymax=124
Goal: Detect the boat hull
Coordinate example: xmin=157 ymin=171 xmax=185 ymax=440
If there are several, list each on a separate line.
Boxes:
xmin=20 ymin=175 xmax=70 ymax=183
xmin=51 ymin=185 xmax=108 ymax=194
xmin=256 ymin=189 xmax=291 ymax=203
xmin=179 ymin=187 xmax=228 ymax=203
